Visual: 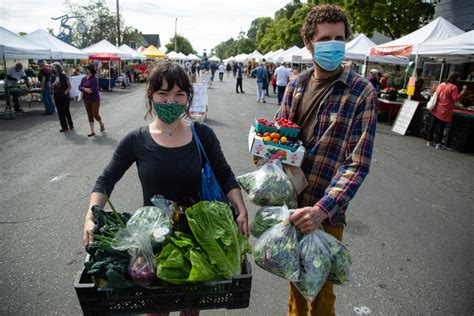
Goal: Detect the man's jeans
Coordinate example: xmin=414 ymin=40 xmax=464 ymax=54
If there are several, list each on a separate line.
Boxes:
xmin=256 ymin=82 xmax=265 ymax=101
xmin=277 ymin=85 xmax=286 ymax=104
xmin=42 ymin=84 xmax=55 ymax=113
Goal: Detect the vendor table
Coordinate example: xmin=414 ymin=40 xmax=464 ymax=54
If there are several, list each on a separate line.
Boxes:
xmin=407 ymin=105 xmax=474 ymax=153
xmin=378 ymin=98 xmax=404 ymax=124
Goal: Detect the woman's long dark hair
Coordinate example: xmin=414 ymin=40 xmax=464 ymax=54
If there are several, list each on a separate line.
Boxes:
xmin=145 ymin=60 xmax=194 ymax=119
xmin=446 ymin=72 xmax=460 ymax=84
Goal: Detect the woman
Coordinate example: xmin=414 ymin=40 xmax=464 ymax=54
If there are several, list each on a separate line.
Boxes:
xmin=427 ymin=72 xmax=467 ymax=149
xmin=79 ymin=63 xmax=104 ymax=137
xmin=83 ymin=62 xmax=249 ymax=315
xmin=51 ymin=62 xmax=74 ymax=132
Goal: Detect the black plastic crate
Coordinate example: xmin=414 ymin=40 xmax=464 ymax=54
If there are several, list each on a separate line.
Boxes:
xmin=74 ymin=256 xmax=252 ymax=315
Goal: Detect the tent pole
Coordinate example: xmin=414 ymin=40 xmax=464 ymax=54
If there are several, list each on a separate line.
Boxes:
xmin=2 ymin=53 xmax=15 ymax=120
xmin=362 ymin=55 xmax=369 ymax=77
xmin=439 ymin=59 xmax=445 ymax=83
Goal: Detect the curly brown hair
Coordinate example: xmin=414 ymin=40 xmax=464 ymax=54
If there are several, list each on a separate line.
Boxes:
xmin=145 ymin=60 xmax=194 ymax=119
xmin=301 ymin=4 xmax=351 ymax=41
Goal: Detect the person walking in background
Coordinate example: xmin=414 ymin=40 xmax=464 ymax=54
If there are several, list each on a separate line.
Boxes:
xmin=427 ymin=72 xmax=467 ymax=149
xmin=38 ymin=60 xmax=55 ymax=115
xmin=226 ymin=63 xmax=231 ymax=77
xmin=210 ymin=62 xmax=218 ymax=82
xmin=218 ymin=63 xmax=225 ymax=82
xmin=190 ymin=62 xmax=197 ymax=83
xmin=251 ymin=62 xmax=268 ymax=103
xmin=263 ymin=63 xmax=272 ymax=97
xmin=79 ymin=63 xmax=104 ymax=137
xmin=232 ymin=63 xmax=238 ymax=77
xmin=236 ymin=62 xmax=245 ymax=94
xmin=274 ymin=62 xmax=291 ymax=105
xmin=51 ymin=62 xmax=74 ymax=132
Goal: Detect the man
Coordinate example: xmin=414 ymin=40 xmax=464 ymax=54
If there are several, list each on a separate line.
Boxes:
xmin=38 ymin=60 xmax=55 ymax=115
xmin=274 ymin=62 xmax=291 ymax=105
xmin=190 ymin=62 xmax=197 ymax=83
xmin=210 ymin=62 xmax=218 ymax=82
xmin=6 ymin=62 xmax=29 ymax=113
xmin=251 ymin=62 xmax=268 ymax=103
xmin=218 ymin=63 xmax=225 ymax=82
xmin=279 ymin=4 xmax=377 ymax=315
xmin=236 ymin=62 xmax=245 ymax=94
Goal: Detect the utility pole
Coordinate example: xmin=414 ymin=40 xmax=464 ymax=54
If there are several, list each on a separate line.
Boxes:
xmin=174 ymin=17 xmax=177 ymax=52
xmin=116 ymin=0 xmax=121 ymax=46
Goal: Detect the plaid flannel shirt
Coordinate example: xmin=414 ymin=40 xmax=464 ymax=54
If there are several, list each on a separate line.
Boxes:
xmin=279 ymin=66 xmax=377 ymax=225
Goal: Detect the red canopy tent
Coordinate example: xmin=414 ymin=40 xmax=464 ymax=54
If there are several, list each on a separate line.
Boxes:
xmin=89 ymin=53 xmax=121 ymax=90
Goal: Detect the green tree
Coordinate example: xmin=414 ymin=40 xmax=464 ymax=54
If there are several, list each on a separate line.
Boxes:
xmin=65 ymin=0 xmax=124 ymax=47
xmin=214 ymin=38 xmax=235 ymax=59
xmin=344 ymin=0 xmax=435 ymax=39
xmin=165 ymin=34 xmax=196 ymax=55
xmin=122 ymin=26 xmax=146 ymax=48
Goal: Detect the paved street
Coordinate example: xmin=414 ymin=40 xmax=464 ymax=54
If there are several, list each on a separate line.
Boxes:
xmin=1 ymin=75 xmax=473 ymax=315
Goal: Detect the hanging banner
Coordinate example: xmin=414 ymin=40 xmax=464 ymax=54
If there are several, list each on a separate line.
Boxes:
xmin=370 ymin=45 xmax=413 ymax=56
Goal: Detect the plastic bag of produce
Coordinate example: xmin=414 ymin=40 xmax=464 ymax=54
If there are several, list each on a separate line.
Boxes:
xmin=237 ymin=160 xmax=297 ymax=208
xmin=315 ymin=230 xmax=352 ymax=285
xmin=250 ymin=205 xmax=288 ymax=238
xmin=253 ymin=207 xmax=300 ymax=281
xmin=294 ymin=231 xmax=332 ymax=302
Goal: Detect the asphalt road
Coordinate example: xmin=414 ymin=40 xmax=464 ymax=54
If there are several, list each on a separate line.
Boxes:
xmin=0 ymin=74 xmax=473 ymax=315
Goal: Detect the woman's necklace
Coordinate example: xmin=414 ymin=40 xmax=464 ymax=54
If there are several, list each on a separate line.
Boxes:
xmin=154 ymin=122 xmax=182 ymax=137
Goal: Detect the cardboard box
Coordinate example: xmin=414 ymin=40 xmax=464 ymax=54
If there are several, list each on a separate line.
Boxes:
xmin=248 ymin=126 xmax=305 ymax=167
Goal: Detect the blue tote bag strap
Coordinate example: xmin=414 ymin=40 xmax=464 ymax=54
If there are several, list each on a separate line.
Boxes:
xmin=191 ymin=122 xmax=228 ymax=203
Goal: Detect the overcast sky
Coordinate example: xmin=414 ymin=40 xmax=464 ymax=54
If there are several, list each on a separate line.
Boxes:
xmin=0 ymin=0 xmax=294 ymax=53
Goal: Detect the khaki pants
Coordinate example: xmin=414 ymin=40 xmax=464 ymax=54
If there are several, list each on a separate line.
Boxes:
xmin=288 ymin=223 xmax=344 ymax=316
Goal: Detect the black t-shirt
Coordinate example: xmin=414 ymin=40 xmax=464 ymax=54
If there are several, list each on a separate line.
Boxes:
xmin=92 ymin=123 xmax=239 ymax=206
xmin=51 ymin=73 xmax=69 ymax=95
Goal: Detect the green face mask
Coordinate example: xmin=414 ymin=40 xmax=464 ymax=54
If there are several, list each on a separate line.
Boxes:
xmin=152 ymin=102 xmax=187 ymax=124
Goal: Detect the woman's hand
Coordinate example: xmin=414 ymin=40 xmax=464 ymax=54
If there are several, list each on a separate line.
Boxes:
xmin=236 ymin=207 xmax=249 ymax=237
xmin=83 ymin=218 xmax=96 ymax=244
xmin=84 ymin=88 xmax=93 ymax=94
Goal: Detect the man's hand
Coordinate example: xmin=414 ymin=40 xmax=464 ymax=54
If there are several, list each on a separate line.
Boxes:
xmin=289 ymin=206 xmax=328 ymax=234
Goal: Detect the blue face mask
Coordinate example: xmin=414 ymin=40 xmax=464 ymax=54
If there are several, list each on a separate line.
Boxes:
xmin=313 ymin=40 xmax=345 ymax=71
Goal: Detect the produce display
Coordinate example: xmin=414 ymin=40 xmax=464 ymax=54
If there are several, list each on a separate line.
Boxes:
xmin=253 ymin=209 xmax=300 ymax=282
xmin=294 ymin=232 xmax=332 ymax=302
xmin=237 ymin=160 xmax=297 ymax=208
xmin=84 ymin=198 xmax=249 ymax=289
xmin=250 ymin=205 xmax=286 ymax=238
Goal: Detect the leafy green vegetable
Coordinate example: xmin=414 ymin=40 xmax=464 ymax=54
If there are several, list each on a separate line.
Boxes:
xmin=294 ymin=232 xmax=332 ymax=302
xmin=155 ymin=232 xmax=221 ymax=284
xmin=250 ymin=206 xmax=286 ymax=238
xmin=237 ymin=161 xmax=297 ymax=208
xmin=84 ymin=204 xmax=133 ymax=288
xmin=253 ymin=216 xmax=300 ymax=281
xmin=185 ymin=201 xmax=248 ymax=279
xmin=315 ymin=230 xmax=352 ymax=285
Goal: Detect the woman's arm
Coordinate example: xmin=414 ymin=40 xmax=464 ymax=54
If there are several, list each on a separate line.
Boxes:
xmin=226 ymin=188 xmax=249 ymax=236
xmin=64 ymin=76 xmax=71 ymax=96
xmin=83 ymin=192 xmax=108 ymax=244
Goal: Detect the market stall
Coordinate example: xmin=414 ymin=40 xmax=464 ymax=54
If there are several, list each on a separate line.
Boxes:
xmin=89 ymin=52 xmax=121 ymax=91
xmin=142 ymin=45 xmax=166 ymax=59
xmin=24 ymin=29 xmax=88 ymax=60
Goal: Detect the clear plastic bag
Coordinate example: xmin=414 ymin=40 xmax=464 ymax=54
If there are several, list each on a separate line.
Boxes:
xmin=250 ymin=205 xmax=287 ymax=238
xmin=315 ymin=230 xmax=352 ymax=285
xmin=294 ymin=231 xmax=332 ymax=302
xmin=238 ymin=160 xmax=297 ymax=208
xmin=253 ymin=207 xmax=300 ymax=281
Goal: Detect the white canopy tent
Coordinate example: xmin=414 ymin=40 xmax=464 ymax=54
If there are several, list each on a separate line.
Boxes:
xmin=208 ymin=55 xmax=220 ymax=62
xmin=247 ymin=50 xmax=264 ymax=61
xmin=119 ymin=44 xmax=146 ymax=60
xmin=235 ymin=53 xmax=249 ymax=63
xmin=266 ymin=49 xmax=284 ymax=62
xmin=417 ymin=30 xmax=474 ymax=61
xmin=346 ymin=34 xmax=409 ymax=65
xmin=370 ymin=17 xmax=464 ymax=57
xmin=0 ymin=26 xmax=51 ymax=59
xmin=262 ymin=50 xmax=274 ymax=61
xmin=177 ymin=52 xmax=188 ymax=61
xmin=187 ymin=53 xmax=201 ymax=61
xmin=24 ymin=29 xmax=87 ymax=60
xmin=275 ymin=46 xmax=300 ymax=63
xmin=166 ymin=51 xmax=180 ymax=60
xmin=291 ymin=47 xmax=312 ymax=63
xmin=82 ymin=40 xmax=131 ymax=59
